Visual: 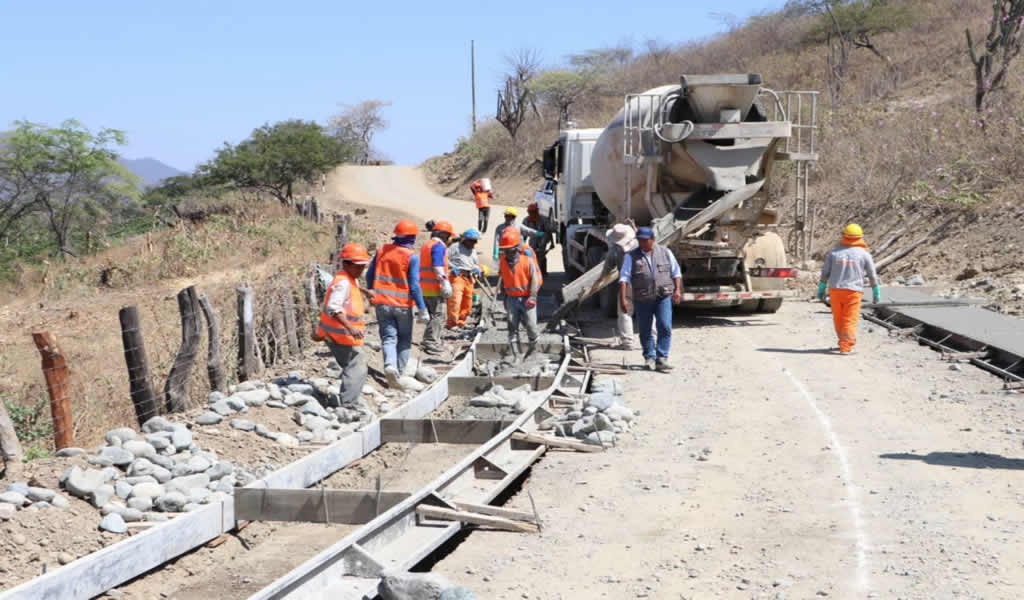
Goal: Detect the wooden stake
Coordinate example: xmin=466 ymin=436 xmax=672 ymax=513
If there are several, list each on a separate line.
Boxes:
xmin=450 ymin=500 xmax=538 ymax=523
xmin=511 ymin=431 xmax=603 ymax=453
xmin=415 ymin=505 xmax=539 ymax=533
xmin=281 ymin=291 xmax=300 ymax=354
xmin=237 ymin=286 xmax=257 ymax=382
xmin=32 ymin=331 xmax=72 ymax=450
xmin=118 ymin=307 xmax=158 ymax=427
xmin=198 ymin=294 xmax=226 ymax=393
xmin=164 ymin=286 xmax=201 ymax=413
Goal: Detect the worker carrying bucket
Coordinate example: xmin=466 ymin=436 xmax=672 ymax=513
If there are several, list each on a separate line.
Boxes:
xmin=817 ymin=223 xmax=881 ymax=355
xmin=470 ymin=178 xmax=494 ymax=233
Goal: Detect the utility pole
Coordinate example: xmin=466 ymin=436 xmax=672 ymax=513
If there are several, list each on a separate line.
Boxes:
xmin=471 ymin=40 xmax=477 ymax=134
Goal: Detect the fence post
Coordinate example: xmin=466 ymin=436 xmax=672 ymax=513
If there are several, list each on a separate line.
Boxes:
xmin=270 ymin=300 xmax=288 ymax=363
xmin=198 ymin=294 xmax=227 ymax=393
xmin=237 ymin=286 xmax=257 ymax=382
xmin=118 ymin=306 xmax=158 ymax=427
xmin=0 ymin=401 xmax=24 ymax=472
xmin=164 ymin=286 xmax=201 ymax=413
xmin=281 ymin=291 xmax=300 ymax=353
xmin=31 ymin=331 xmax=72 ymax=450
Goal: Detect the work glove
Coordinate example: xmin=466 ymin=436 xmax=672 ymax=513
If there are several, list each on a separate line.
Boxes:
xmin=492 ymin=247 xmax=499 ymax=261
xmin=525 ymin=297 xmax=537 ymax=309
xmin=416 ymin=308 xmax=430 ymax=323
xmin=816 ymin=281 xmax=827 ymax=301
xmin=533 ymin=231 xmax=545 ymax=238
xmin=472 ymin=266 xmax=483 ymax=277
xmin=441 ymin=279 xmax=453 ymax=299
xmin=872 ymin=285 xmax=882 ymax=305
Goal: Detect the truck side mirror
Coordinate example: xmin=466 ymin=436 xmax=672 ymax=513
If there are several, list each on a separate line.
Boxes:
xmin=542 ymin=145 xmax=557 ymax=179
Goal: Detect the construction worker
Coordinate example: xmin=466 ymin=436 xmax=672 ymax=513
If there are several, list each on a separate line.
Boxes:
xmin=619 ymin=227 xmax=682 ymax=372
xmin=312 ymin=243 xmax=370 ymax=407
xmin=498 ymin=227 xmax=542 ymax=359
xmin=493 ymin=207 xmax=543 ymax=263
xmin=447 ymin=228 xmax=486 ymax=328
xmin=523 ymin=202 xmax=555 ymax=277
xmin=589 ymin=223 xmax=637 ymax=349
xmin=470 ymin=179 xmax=493 ymax=233
xmin=366 ymin=219 xmax=430 ymax=387
xmin=817 ymin=223 xmax=881 ymax=355
xmin=419 ymin=221 xmax=454 ymax=354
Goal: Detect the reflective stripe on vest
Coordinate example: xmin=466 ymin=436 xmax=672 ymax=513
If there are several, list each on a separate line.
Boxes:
xmin=500 ymin=252 xmax=540 ymax=297
xmin=317 ymin=272 xmax=365 ymax=346
xmin=419 ymin=238 xmax=449 ymax=296
xmin=372 ymin=244 xmax=414 ymax=308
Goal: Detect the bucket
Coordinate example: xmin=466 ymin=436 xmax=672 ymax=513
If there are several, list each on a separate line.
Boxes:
xmin=480 ymin=178 xmax=492 ymax=191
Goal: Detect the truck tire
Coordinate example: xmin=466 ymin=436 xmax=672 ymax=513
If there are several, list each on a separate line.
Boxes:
xmin=744 ymin=232 xmax=788 ymax=314
xmin=758 ymin=298 xmax=783 ymax=313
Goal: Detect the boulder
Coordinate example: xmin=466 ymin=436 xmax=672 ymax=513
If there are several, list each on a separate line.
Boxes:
xmin=165 ymin=474 xmax=210 ymax=495
xmin=105 ymin=427 xmax=139 ymax=445
xmin=0 ymin=491 xmax=28 ymax=507
xmin=187 ymin=455 xmax=212 ymax=473
xmin=98 ymin=513 xmax=127 ymax=534
xmin=378 ymin=571 xmax=455 ymax=600
xmin=114 ymin=481 xmax=134 ymax=500
xmin=50 ymin=494 xmax=70 ymax=509
xmin=415 ymin=364 xmax=438 ymax=384
xmin=397 ymin=376 xmax=425 ymax=392
xmin=197 ymin=411 xmax=223 ymax=425
xmin=603 ymin=403 xmax=635 ymax=422
xmin=122 ymin=440 xmax=157 ymax=459
xmin=130 ymin=482 xmax=165 ymax=499
xmin=277 ymin=433 xmax=300 ymax=448
xmin=89 ymin=484 xmax=116 ymax=508
xmin=209 ymin=400 xmax=236 ymax=417
xmin=585 ymin=431 xmax=617 ymax=446
xmin=171 ymin=427 xmax=193 ymax=450
xmin=26 ymin=486 xmax=56 ymax=503
xmin=440 ymin=589 xmax=479 ymax=600
xmin=128 ymin=458 xmax=157 ymax=478
xmin=585 ymin=392 xmax=617 ymax=412
xmin=152 ymin=465 xmax=173 ymax=483
xmin=141 ymin=416 xmax=173 ymax=433
xmin=207 ymin=461 xmax=234 ymax=481
xmin=300 ymin=400 xmax=328 ymax=418
xmin=208 ymin=391 xmax=226 ymax=404
xmin=145 ymin=432 xmax=172 ymax=451
xmin=121 ymin=508 xmax=144 ymax=522
xmin=225 ymin=396 xmax=248 ymax=412
xmin=127 ymin=496 xmax=154 ymax=511
xmin=64 ymin=467 xmax=106 ymax=499
xmin=154 ymin=492 xmax=187 ymax=512
xmin=55 ymin=447 xmax=86 ymax=457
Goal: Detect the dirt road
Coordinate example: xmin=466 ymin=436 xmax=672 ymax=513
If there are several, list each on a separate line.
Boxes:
xmin=435 ymin=302 xmax=1023 ymax=599
xmin=323 ymin=165 xmax=562 ymax=272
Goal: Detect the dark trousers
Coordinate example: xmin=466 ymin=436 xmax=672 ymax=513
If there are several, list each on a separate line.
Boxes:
xmin=635 ymin=296 xmax=673 ymax=360
xmin=478 ymin=207 xmax=490 ymax=233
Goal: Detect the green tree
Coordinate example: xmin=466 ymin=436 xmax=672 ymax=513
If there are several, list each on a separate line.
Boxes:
xmin=529 ymin=69 xmax=597 ymax=127
xmin=0 ymin=120 xmax=138 ymax=257
xmin=202 ymin=120 xmax=354 ymax=204
xmin=805 ymin=0 xmax=913 ymax=66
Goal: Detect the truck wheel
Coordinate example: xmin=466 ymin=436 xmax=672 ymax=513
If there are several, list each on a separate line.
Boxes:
xmin=758 ymin=298 xmax=783 ymax=313
xmin=737 ymin=300 xmax=759 ymax=313
xmin=744 ymin=232 xmax=788 ymax=314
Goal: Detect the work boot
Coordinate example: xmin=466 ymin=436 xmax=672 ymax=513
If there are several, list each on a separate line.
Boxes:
xmin=655 ymin=358 xmax=674 ymax=372
xmin=524 ymin=341 xmax=537 ymax=360
xmin=384 ymin=366 xmax=401 ymax=389
xmin=509 ymin=341 xmax=522 ymax=362
xmin=421 ymin=344 xmax=443 ymax=356
xmin=645 ymin=357 xmax=656 ymax=371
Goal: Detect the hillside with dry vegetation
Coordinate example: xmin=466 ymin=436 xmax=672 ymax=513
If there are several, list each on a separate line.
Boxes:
xmin=426 ymin=0 xmax=1024 ymax=313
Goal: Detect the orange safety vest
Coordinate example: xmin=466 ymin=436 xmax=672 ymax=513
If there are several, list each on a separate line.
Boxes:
xmin=372 ymin=244 xmax=415 ymax=308
xmin=316 ymin=272 xmax=365 ymax=346
xmin=474 ymin=190 xmax=491 ymax=209
xmin=419 ymin=238 xmax=449 ymax=297
xmin=500 ymin=252 xmax=542 ymax=297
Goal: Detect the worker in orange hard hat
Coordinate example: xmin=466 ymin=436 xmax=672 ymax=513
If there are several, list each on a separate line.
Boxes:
xmin=817 ymin=223 xmax=881 ymax=355
xmin=498 ymin=226 xmax=543 ymax=360
xmin=366 ymin=219 xmax=429 ymax=387
xmin=492 ymin=206 xmax=544 ymax=263
xmin=419 ymin=220 xmax=455 ymax=354
xmin=312 ymin=243 xmax=371 ymax=406
xmin=470 ymin=179 xmax=494 ymax=233
xmin=447 ymin=228 xmax=486 ymax=328
xmin=523 ymin=202 xmax=554 ymax=277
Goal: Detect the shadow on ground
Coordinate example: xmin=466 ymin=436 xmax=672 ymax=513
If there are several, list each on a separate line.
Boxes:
xmin=757 ymin=347 xmax=836 ymax=355
xmin=880 ymin=451 xmax=1024 ymax=470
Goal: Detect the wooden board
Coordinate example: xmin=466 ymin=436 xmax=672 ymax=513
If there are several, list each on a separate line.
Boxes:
xmin=236 ymin=489 xmax=411 ymax=525
xmin=379 ymin=419 xmax=515 ymax=444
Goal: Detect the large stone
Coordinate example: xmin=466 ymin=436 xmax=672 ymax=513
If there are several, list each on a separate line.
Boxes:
xmin=141 ymin=416 xmax=173 ymax=433
xmin=208 ymin=391 xmax=226 ymax=404
xmin=594 ymin=413 xmax=615 ymax=432
xmin=105 ymin=427 xmax=139 ymax=445
xmin=145 ymin=432 xmax=172 ymax=451
xmin=55 ymin=447 xmax=86 ymax=457
xmin=585 ymin=392 xmax=617 ymax=412
xmin=299 ymin=400 xmax=328 ymax=418
xmin=165 ymin=474 xmax=210 ymax=495
xmin=89 ymin=484 xmax=116 ymax=508
xmin=128 ymin=458 xmax=156 ymax=477
xmin=197 ymin=411 xmax=224 ymax=425
xmin=415 ymin=365 xmax=439 ymax=384
xmin=149 ymin=454 xmax=174 ymax=470
xmin=235 ymin=380 xmax=262 ymax=392
xmin=590 ymin=378 xmax=624 ymax=396
xmin=125 ymin=475 xmax=158 ymax=485
xmin=121 ymin=508 xmax=144 ymax=522
xmin=303 ymin=415 xmax=332 ymax=432
xmin=5 ymin=482 xmax=29 ymax=495
xmin=171 ymin=463 xmax=194 ymax=478
xmin=225 ymin=396 xmax=248 ymax=412
xmin=209 ymin=400 xmax=236 ymax=416
xmin=64 ymin=467 xmax=106 ymax=499
xmin=297 ymin=431 xmax=315 ymax=442
xmin=0 ymin=491 xmax=28 ymax=506
xmin=152 ymin=465 xmax=173 ymax=483
xmin=571 ymin=417 xmax=596 ymax=438
xmin=230 ymin=418 xmax=256 ymax=432
xmin=87 ymin=456 xmax=114 ymax=468
xmin=268 ymin=383 xmax=283 ymax=401
xmin=397 ymin=376 xmax=425 ymax=392
xmin=207 ymin=461 xmax=234 ymax=480
xmin=114 ymin=481 xmax=134 ymax=500
xmin=101 ymin=502 xmax=127 ymax=516
xmin=285 ymin=392 xmax=316 ymax=407
xmin=122 ymin=440 xmax=157 ymax=459
xmin=236 ymin=390 xmax=270 ymax=406
xmin=585 ymin=431 xmax=617 ymax=446
xmin=188 ymin=488 xmax=211 ymax=504
xmin=187 ymin=455 xmax=212 ymax=473
xmin=378 ymin=571 xmax=454 ymax=600
xmin=0 ymin=503 xmax=16 ymax=520
xmin=101 ymin=466 xmax=121 ymax=482
xmin=99 ymin=513 xmax=127 ymax=534
xmin=154 ymin=492 xmax=187 ymax=512
xmin=130 ymin=482 xmax=165 ymax=499
xmin=468 ymin=395 xmax=498 ymax=408
xmin=127 ymin=496 xmax=154 ymax=511
xmin=50 ymin=494 xmax=70 ymax=509
xmin=26 ymin=486 xmax=56 ymax=503
xmin=171 ymin=427 xmax=193 ymax=450
xmin=286 ymin=383 xmax=315 ymax=395
xmin=603 ymin=403 xmax=635 ymax=422
xmin=277 ymin=433 xmax=300 ymax=448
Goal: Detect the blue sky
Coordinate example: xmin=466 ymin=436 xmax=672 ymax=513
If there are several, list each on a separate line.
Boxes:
xmin=0 ymin=0 xmax=784 ymax=172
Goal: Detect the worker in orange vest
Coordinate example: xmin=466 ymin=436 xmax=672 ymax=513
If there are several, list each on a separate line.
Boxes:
xmin=498 ymin=227 xmax=543 ymax=360
xmin=366 ymin=219 xmax=429 ymax=387
xmin=470 ymin=179 xmax=494 ymax=233
xmin=312 ymin=243 xmax=371 ymax=406
xmin=419 ymin=220 xmax=454 ymax=355
xmin=817 ymin=223 xmax=881 ymax=355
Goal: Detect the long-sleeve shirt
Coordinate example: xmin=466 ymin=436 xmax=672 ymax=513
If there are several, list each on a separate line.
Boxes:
xmin=619 ymin=246 xmax=681 ymax=284
xmin=365 ymin=252 xmax=427 ymax=311
xmin=448 ymin=242 xmax=480 ymax=274
xmin=429 ymin=241 xmax=447 ymax=269
xmin=819 ymin=245 xmax=879 ymax=292
xmin=323 ymin=276 xmax=352 ymax=317
xmin=493 ymin=220 xmax=542 ymax=259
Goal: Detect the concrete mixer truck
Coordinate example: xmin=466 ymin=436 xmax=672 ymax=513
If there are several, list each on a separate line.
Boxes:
xmin=538 ymin=73 xmax=818 ymax=319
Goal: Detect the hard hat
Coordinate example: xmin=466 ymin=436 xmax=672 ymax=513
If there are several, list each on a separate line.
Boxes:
xmin=843 ymin=223 xmax=864 ymax=237
xmin=504 ymin=207 xmax=518 ymax=217
xmin=339 ymin=243 xmax=370 ymax=264
xmin=432 ymin=220 xmax=454 ymax=235
xmin=394 ymin=219 xmax=418 ymax=236
xmin=481 ymin=265 xmax=490 ymax=276
xmin=462 ymin=228 xmax=481 ymax=240
xmin=498 ymin=227 xmax=522 ymax=249
xmin=527 ymin=202 xmax=538 ymax=211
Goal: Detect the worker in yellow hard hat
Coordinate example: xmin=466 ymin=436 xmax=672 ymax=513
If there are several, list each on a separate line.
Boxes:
xmin=492 ymin=206 xmax=545 ymax=262
xmin=817 ymin=223 xmax=881 ymax=355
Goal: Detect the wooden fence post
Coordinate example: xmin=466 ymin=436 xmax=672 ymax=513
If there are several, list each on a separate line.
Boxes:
xmin=281 ymin=291 xmax=300 ymax=353
xmin=31 ymin=331 xmax=72 ymax=450
xmin=164 ymin=286 xmax=201 ymax=413
xmin=0 ymin=400 xmax=24 ymax=471
xmin=237 ymin=286 xmax=257 ymax=382
xmin=198 ymin=294 xmax=227 ymax=393
xmin=270 ymin=301 xmax=288 ymax=363
xmin=118 ymin=306 xmax=158 ymax=427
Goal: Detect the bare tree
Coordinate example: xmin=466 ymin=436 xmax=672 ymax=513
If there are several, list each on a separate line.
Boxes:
xmin=330 ymin=100 xmax=392 ymax=164
xmin=966 ymin=0 xmax=1024 ymax=113
xmin=496 ymin=49 xmax=541 ymax=140
xmin=825 ymin=5 xmax=850 ymax=108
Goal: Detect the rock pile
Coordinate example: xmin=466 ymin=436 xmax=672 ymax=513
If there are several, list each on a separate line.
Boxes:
xmin=58 ymin=416 xmax=256 ymax=532
xmin=0 ymin=481 xmax=71 ymax=520
xmin=378 ymin=570 xmax=478 ymax=600
xmin=538 ymin=376 xmax=636 ymax=446
xmin=468 ymin=384 xmax=541 ymax=414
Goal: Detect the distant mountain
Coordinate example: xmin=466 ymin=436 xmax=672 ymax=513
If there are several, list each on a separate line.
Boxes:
xmin=120 ymin=157 xmax=185 ymax=187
